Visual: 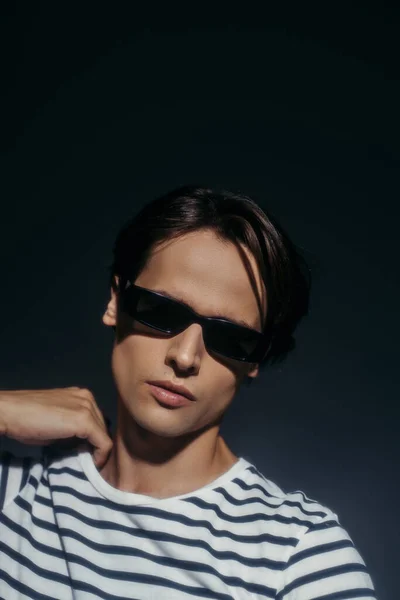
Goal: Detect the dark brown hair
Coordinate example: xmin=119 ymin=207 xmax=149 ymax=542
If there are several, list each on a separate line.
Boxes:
xmin=108 ymin=185 xmax=311 ymax=371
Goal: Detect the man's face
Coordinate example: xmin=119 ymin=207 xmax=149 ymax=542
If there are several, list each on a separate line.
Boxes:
xmin=103 ymin=229 xmax=267 ymax=439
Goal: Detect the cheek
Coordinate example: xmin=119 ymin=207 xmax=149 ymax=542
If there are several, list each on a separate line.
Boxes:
xmin=111 ymin=335 xmax=155 ymax=383
xmin=207 ymin=353 xmax=250 ymax=390
xmin=201 ymin=360 xmax=241 ymax=408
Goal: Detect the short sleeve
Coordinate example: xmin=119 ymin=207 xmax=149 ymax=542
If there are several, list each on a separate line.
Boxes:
xmin=276 ymin=512 xmax=377 ymax=600
xmin=0 ymin=451 xmax=36 ymax=511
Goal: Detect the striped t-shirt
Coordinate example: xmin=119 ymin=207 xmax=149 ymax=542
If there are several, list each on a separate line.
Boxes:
xmin=0 ymin=446 xmax=376 ymax=599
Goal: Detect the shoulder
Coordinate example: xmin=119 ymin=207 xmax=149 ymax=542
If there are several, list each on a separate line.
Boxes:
xmin=0 ymin=442 xmax=87 ymax=511
xmin=240 ymin=461 xmax=336 ymax=529
xmin=240 ymin=461 xmax=377 ymax=598
xmin=0 ymin=449 xmax=45 ymax=511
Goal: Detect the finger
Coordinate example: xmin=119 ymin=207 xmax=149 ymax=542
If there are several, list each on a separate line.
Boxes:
xmin=76 ymin=420 xmax=113 ymax=468
xmin=75 ymin=388 xmax=107 ymax=432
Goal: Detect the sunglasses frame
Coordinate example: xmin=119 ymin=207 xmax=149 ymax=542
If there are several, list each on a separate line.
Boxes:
xmin=118 ymin=280 xmax=270 ymax=363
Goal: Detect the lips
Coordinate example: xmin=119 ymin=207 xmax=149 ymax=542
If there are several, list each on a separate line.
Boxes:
xmin=147 ymin=380 xmax=196 ymax=402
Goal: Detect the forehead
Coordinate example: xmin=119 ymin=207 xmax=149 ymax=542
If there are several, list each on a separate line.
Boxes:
xmin=134 ymin=230 xmax=267 ymax=330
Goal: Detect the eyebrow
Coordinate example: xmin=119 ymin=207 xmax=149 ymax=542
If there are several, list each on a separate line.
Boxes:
xmin=153 ymin=288 xmax=256 ymax=330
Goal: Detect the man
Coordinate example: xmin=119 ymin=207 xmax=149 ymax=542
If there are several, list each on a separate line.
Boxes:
xmin=0 ymin=186 xmax=376 ymax=598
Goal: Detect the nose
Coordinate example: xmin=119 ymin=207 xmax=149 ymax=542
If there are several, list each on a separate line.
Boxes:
xmin=165 ymin=323 xmax=204 ymax=375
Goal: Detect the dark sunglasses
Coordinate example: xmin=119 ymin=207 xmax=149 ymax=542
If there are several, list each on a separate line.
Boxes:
xmin=118 ymin=280 xmax=270 ymax=363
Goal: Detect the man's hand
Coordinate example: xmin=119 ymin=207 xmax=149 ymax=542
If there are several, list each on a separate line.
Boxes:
xmin=0 ymin=387 xmax=113 ymax=468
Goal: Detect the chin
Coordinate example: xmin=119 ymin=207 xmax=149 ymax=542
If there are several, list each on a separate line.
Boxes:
xmin=118 ymin=405 xmax=194 ymax=438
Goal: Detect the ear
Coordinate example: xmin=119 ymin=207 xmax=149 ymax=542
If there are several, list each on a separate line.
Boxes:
xmin=102 ymin=276 xmax=119 ymax=327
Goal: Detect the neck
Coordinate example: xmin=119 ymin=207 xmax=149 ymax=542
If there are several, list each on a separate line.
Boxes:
xmin=98 ymin=403 xmax=238 ymax=499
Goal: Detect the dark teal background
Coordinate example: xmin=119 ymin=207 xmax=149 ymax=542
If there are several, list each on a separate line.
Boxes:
xmin=1 ymin=4 xmax=399 ymax=598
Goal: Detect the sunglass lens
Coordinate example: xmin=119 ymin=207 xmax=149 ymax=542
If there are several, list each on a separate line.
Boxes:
xmin=135 ymin=290 xmax=189 ymax=332
xmin=205 ymin=325 xmax=260 ymax=361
